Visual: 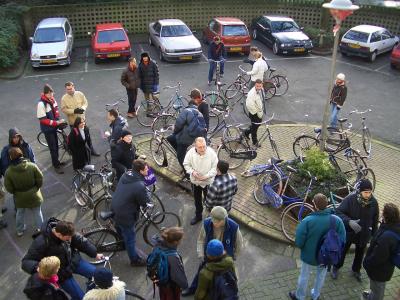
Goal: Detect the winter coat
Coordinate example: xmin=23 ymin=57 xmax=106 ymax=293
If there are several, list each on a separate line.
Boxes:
xmin=60 ymin=91 xmax=88 ymax=125
xmin=197 ymin=101 xmax=210 ymax=130
xmin=4 ymin=158 xmax=43 ymax=208
xmin=121 ymin=66 xmax=141 ymax=90
xmin=246 ymin=57 xmax=268 ymax=82
xmin=111 ymin=170 xmax=150 ymax=227
xmin=336 ymin=192 xmax=379 ymax=246
xmin=174 ymin=104 xmax=202 ymax=145
xmin=23 ymin=272 xmax=69 ymax=300
xmin=194 ymin=255 xmax=236 ymax=300
xmin=111 ymin=140 xmax=136 ymax=179
xmin=295 ymin=209 xmax=346 ymax=266
xmin=21 ymin=218 xmax=97 ymax=283
xmin=363 ymin=223 xmax=400 ymax=282
xmin=0 ymin=128 xmax=35 ymax=176
xmin=109 ymin=116 xmax=128 ymax=144
xmin=83 ymin=280 xmax=126 ymax=300
xmin=183 ymin=146 xmax=218 ymax=188
xmin=68 ymin=127 xmax=92 ymax=170
xmin=330 ymin=84 xmax=347 ymax=107
xmin=138 ymin=58 xmax=159 ymax=93
xmin=246 ymin=87 xmax=264 ymax=118
xmin=207 ymin=42 xmax=226 ymax=60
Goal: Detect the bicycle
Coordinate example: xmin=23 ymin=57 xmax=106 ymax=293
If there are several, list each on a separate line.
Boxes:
xmin=105 ymin=97 xmax=126 ymax=112
xmin=263 ymin=67 xmax=289 ymax=96
xmin=37 ymin=122 xmax=71 ymax=161
xmin=204 ymin=81 xmax=247 ymax=115
xmin=209 ymin=59 xmax=225 ymax=86
xmin=150 ymin=126 xmax=178 ymax=167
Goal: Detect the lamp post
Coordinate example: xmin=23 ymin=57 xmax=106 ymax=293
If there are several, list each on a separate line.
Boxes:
xmin=320 ymin=0 xmax=359 ymax=151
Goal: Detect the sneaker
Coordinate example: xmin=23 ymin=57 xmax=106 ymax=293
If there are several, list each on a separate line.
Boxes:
xmin=181 ymin=288 xmax=195 ymax=297
xmin=220 ymin=73 xmax=224 ymax=78
xmin=207 ymin=81 xmax=211 ymax=86
xmin=288 ymin=291 xmax=299 ymax=300
xmin=54 ymin=166 xmax=64 ymax=174
xmin=91 ymin=150 xmax=101 ymax=157
xmin=58 ymin=161 xmax=67 ymax=167
xmin=130 ymin=258 xmax=147 ymax=267
xmin=362 ymin=290 xmax=370 ymax=299
xmin=331 ymin=266 xmax=338 ymax=279
xmin=0 ymin=220 xmax=7 ymax=229
xmin=17 ymin=224 xmax=26 ymax=237
xmin=352 ymin=271 xmax=362 ymax=282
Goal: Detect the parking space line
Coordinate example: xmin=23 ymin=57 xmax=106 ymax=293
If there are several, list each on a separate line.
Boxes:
xmin=23 ymin=67 xmax=126 ymax=79
xmin=2 ymin=229 xmax=24 ymax=258
xmin=374 ymin=64 xmax=388 ymax=72
xmin=84 ymin=48 xmax=89 ymax=72
xmin=319 ymin=56 xmax=391 ymax=76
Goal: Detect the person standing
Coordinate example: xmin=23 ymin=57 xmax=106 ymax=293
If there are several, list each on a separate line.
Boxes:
xmin=138 ymin=52 xmax=159 ymax=113
xmin=183 ymin=137 xmax=218 ymax=225
xmin=332 ymin=179 xmax=379 ymax=282
xmin=246 ymin=51 xmax=268 ymax=89
xmin=205 ymin=160 xmax=237 ymax=212
xmin=121 ymin=57 xmax=141 ymax=118
xmin=329 ymin=73 xmax=347 ymax=128
xmin=105 ymin=109 xmax=129 ymax=146
xmin=207 ymin=36 xmax=226 ymax=85
xmin=68 ymin=117 xmax=92 ymax=171
xmin=60 ymin=82 xmax=99 ymax=156
xmin=190 ymin=88 xmax=209 ymax=132
xmin=244 ymin=79 xmax=265 ymax=147
xmin=289 ymin=194 xmax=346 ymax=300
xmin=111 ymin=130 xmax=136 ymax=180
xmin=37 ymin=84 xmax=66 ymax=174
xmin=4 ymin=147 xmax=44 ymax=237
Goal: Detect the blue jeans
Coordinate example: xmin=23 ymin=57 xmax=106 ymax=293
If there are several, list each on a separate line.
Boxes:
xmin=208 ymin=60 xmax=225 ymax=82
xmin=16 ymin=206 xmax=43 ymax=233
xmin=60 ymin=258 xmax=96 ymax=300
xmin=116 ymin=223 xmax=140 ymax=263
xmin=295 ymin=261 xmax=327 ymax=300
xmin=330 ymin=103 xmax=340 ymax=128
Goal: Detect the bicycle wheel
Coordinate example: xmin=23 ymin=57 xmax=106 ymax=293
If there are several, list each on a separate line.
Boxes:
xmin=72 ymin=174 xmax=93 ymax=208
xmin=263 ymin=80 xmax=277 ymax=100
xmin=150 ymin=137 xmax=166 ymax=167
xmin=82 ymin=228 xmax=120 ymax=264
xmin=324 ymin=128 xmax=345 ymax=153
xmin=125 ymin=290 xmax=145 ymax=300
xmin=94 ymin=196 xmax=113 ymax=227
xmin=37 ymin=131 xmax=64 ymax=147
xmin=217 ymin=140 xmax=247 ymax=169
xmin=335 ymin=148 xmax=368 ymax=175
xmin=143 ymin=212 xmax=181 ymax=246
xmin=136 ymin=101 xmax=162 ymax=127
xmin=347 ymin=167 xmax=376 ymax=191
xmin=224 ymin=82 xmax=242 ymax=99
xmin=270 ymin=75 xmax=289 ymax=96
xmin=148 ymin=191 xmax=165 ymax=216
xmin=205 ymin=93 xmax=227 ymax=111
xmin=362 ymin=128 xmax=372 ymax=156
xmin=281 ymin=202 xmax=315 ymax=242
xmin=151 ymin=114 xmax=176 ymax=133
xmin=253 ymin=170 xmax=283 ymax=205
xmin=292 ymin=135 xmax=319 ymax=159
xmin=222 ymin=126 xmax=241 ymax=140
xmin=208 ymin=109 xmax=220 ymax=134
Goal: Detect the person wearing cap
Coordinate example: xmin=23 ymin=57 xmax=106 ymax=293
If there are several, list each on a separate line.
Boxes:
xmin=331 ymin=179 xmax=379 ymax=282
xmin=138 ymin=52 xmax=159 ymax=113
xmin=190 ymin=88 xmax=209 ymax=132
xmin=83 ymin=267 xmax=126 ymax=300
xmin=194 ymin=239 xmax=236 ymax=300
xmin=289 ymin=194 xmax=345 ymax=300
xmin=207 ymin=36 xmax=226 ymax=85
xmin=68 ymin=117 xmax=93 ymax=171
xmin=329 ymin=73 xmax=347 ymax=128
xmin=111 ymin=129 xmax=136 ymax=180
xmin=121 ymin=57 xmax=141 ymax=118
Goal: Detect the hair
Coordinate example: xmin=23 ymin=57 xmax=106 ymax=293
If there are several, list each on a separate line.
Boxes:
xmin=73 ymin=116 xmax=84 ymax=128
xmin=250 ymin=46 xmax=259 ymax=52
xmin=255 ymin=79 xmax=263 ymax=84
xmin=190 ymin=88 xmax=202 ymax=99
xmin=43 ymin=84 xmax=53 ymax=94
xmin=128 ymin=57 xmax=137 ymax=64
xmin=8 ymin=147 xmax=23 ymax=160
xmin=65 ymin=81 xmax=74 ymax=87
xmin=217 ymin=160 xmax=229 ymax=174
xmin=55 ymin=221 xmax=75 ymax=236
xmin=161 ymin=227 xmax=184 ymax=244
xmin=195 ymin=136 xmax=206 ymax=145
xmin=132 ymin=159 xmax=146 ymax=172
xmin=108 ymin=108 xmax=119 ymax=118
xmin=313 ymin=193 xmax=328 ymax=210
xmin=383 ymin=203 xmax=400 ymax=224
xmin=38 ymin=256 xmax=60 ymax=279
xmin=254 ymin=51 xmax=262 ymax=59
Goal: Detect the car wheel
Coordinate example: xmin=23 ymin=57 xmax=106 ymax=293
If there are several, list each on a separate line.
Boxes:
xmin=369 ymin=51 xmax=377 ymax=62
xmin=273 ymin=42 xmax=279 ymax=55
xmin=252 ymin=29 xmax=257 ymax=40
xmin=341 ymin=51 xmax=348 ymax=57
xmin=159 ymin=49 xmax=165 ymax=61
xmin=148 ymin=36 xmax=153 ymax=46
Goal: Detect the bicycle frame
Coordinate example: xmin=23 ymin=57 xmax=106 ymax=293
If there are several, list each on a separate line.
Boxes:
xmin=163 ymin=82 xmax=186 ymax=114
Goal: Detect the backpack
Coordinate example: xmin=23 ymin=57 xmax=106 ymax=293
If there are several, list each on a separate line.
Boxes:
xmin=186 ymin=108 xmax=206 ymax=138
xmin=317 ymin=215 xmax=344 ymax=268
xmin=146 ymin=247 xmax=177 ymax=286
xmin=383 ymin=230 xmax=400 ymax=269
xmin=210 ymin=269 xmax=239 ymax=300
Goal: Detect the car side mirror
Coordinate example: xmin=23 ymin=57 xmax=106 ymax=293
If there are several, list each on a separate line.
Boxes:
xmin=300 ymin=27 xmax=304 ymax=30
xmin=192 ymin=30 xmax=197 ymax=34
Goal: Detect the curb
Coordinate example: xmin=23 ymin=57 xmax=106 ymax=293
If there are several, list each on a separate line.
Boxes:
xmin=0 ymin=52 xmax=29 ymax=80
xmin=311 ymin=48 xmax=333 ymax=56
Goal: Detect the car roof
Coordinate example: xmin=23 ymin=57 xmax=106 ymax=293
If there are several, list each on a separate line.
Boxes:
xmin=262 ymin=15 xmax=295 ymax=22
xmin=158 ymin=19 xmax=186 ymax=26
xmin=214 ymin=17 xmax=245 ymax=25
xmin=37 ymin=17 xmax=68 ymax=28
xmin=96 ymin=23 xmax=124 ymax=31
xmin=348 ymin=25 xmax=386 ymax=34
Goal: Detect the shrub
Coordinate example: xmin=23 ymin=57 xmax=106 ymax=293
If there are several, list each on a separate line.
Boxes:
xmin=304 ymin=26 xmax=346 ymax=48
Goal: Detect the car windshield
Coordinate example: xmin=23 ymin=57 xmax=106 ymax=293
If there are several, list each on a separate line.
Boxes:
xmin=222 ymin=25 xmax=248 ymax=36
xmin=343 ymin=30 xmax=369 ymax=43
xmin=33 ymin=28 xmax=65 ymax=43
xmin=271 ymin=21 xmax=300 ymax=33
xmin=97 ymin=29 xmax=127 ymax=43
xmin=161 ymin=25 xmax=192 ymax=37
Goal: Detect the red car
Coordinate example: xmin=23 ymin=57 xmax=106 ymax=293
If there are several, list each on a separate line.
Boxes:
xmin=90 ymin=23 xmax=131 ymax=63
xmin=391 ymin=43 xmax=400 ymax=69
xmin=203 ymin=17 xmax=251 ymax=55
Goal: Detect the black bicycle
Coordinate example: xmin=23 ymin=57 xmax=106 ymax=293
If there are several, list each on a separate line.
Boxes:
xmin=37 ymin=122 xmax=71 ymax=161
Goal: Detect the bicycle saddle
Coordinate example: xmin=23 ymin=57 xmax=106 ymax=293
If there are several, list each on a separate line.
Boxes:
xmin=270 ymin=157 xmax=283 ymax=165
xmin=216 ymin=82 xmax=226 ymax=87
xmin=83 ymin=165 xmax=96 ymax=173
xmin=100 ymin=211 xmax=115 ymax=221
xmin=286 ymin=165 xmax=298 ymax=173
xmin=338 ymin=118 xmax=348 ymax=123
xmin=269 ymin=67 xmax=276 ymax=72
xmin=314 ymin=127 xmax=321 ymax=134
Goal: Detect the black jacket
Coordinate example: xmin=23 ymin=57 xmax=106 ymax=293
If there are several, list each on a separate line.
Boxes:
xmin=109 ymin=116 xmax=128 ymax=145
xmin=111 ymin=170 xmax=150 ymax=227
xmin=21 ymin=218 xmax=97 ymax=283
xmin=23 ymin=272 xmax=69 ymax=300
xmin=121 ymin=66 xmax=141 ymax=90
xmin=68 ymin=127 xmax=92 ymax=170
xmin=111 ymin=140 xmax=136 ymax=179
xmin=138 ymin=58 xmax=159 ymax=93
xmin=363 ymin=223 xmax=400 ymax=282
xmin=198 ymin=101 xmax=209 ymax=130
xmin=336 ymin=192 xmax=379 ymax=246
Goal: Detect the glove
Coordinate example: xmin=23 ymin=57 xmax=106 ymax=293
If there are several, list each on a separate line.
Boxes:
xmin=74 ymin=108 xmax=85 ymax=114
xmin=349 ymin=219 xmax=362 ymax=234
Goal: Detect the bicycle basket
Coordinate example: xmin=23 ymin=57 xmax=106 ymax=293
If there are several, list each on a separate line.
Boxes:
xmin=229 ymin=150 xmax=257 ymax=160
xmin=263 ymin=184 xmax=283 ymax=208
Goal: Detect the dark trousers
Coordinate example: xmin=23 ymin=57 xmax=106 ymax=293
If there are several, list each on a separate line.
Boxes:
xmin=193 ymin=184 xmax=208 ymax=218
xmin=166 ymin=134 xmax=190 ymax=169
xmin=335 ymin=240 xmax=366 ymax=272
xmin=44 ymin=131 xmax=60 ymax=167
xmin=245 ymin=113 xmax=262 ymax=145
xmin=126 ymin=88 xmax=138 ymax=113
xmin=188 ymin=260 xmax=206 ymax=292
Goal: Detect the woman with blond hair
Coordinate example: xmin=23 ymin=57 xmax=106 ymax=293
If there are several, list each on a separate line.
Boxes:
xmin=246 ymin=51 xmax=269 ymax=89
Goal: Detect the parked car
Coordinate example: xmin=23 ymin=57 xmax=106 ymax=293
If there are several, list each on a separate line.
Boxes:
xmin=251 ymin=15 xmax=313 ymax=55
xmin=90 ymin=23 xmax=131 ymax=64
xmin=30 ymin=17 xmax=73 ymax=68
xmin=340 ymin=25 xmax=399 ymax=62
xmin=202 ymin=17 xmax=251 ymax=55
xmin=148 ymin=19 xmax=202 ymax=61
xmin=391 ymin=43 xmax=400 ymax=69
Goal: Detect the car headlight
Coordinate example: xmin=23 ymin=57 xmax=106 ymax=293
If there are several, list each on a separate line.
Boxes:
xmin=281 ymin=43 xmax=291 ymax=48
xmin=194 ymin=47 xmax=202 ymax=52
xmin=58 ymin=50 xmax=67 ymax=57
xmin=31 ymin=53 xmax=39 ymax=59
xmin=165 ymin=49 xmax=175 ymax=53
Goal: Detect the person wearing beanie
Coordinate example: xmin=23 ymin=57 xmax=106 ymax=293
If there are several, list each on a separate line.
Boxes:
xmin=111 ymin=129 xmax=137 ymax=180
xmin=121 ymin=57 xmax=141 ymax=118
xmin=138 ymin=51 xmax=159 ymax=115
xmin=68 ymin=117 xmax=93 ymax=170
xmin=83 ymin=267 xmax=126 ymax=300
xmin=329 ymin=73 xmax=347 ymax=128
xmin=194 ymin=239 xmax=237 ymax=300
xmin=182 ymin=206 xmax=243 ymax=297
xmin=332 ymin=179 xmax=379 ymax=282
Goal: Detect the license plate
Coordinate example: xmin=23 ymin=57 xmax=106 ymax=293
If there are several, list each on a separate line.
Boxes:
xmin=179 ymin=56 xmax=192 ymax=60
xmin=107 ymin=53 xmax=121 ymax=58
xmin=41 ymin=59 xmax=57 ymax=64
xmin=230 ymin=47 xmax=242 ymax=52
xmin=349 ymin=43 xmax=361 ymax=49
xmin=294 ymin=48 xmax=305 ymax=52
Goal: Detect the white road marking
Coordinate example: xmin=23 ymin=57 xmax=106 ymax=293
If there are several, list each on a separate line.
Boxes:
xmin=23 ymin=67 xmax=126 ymax=78
xmin=374 ymin=63 xmax=388 ymax=72
xmin=84 ymin=48 xmax=89 ymax=72
xmin=319 ymin=56 xmax=391 ymax=76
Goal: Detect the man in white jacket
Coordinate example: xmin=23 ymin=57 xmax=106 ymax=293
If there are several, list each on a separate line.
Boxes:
xmin=245 ymin=79 xmax=265 ymax=147
xmin=246 ymin=51 xmax=268 ymax=89
xmin=183 ymin=137 xmax=218 ymax=225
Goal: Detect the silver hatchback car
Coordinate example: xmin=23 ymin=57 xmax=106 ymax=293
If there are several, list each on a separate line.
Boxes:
xmin=30 ymin=17 xmax=74 ymax=68
xmin=148 ymin=19 xmax=202 ymax=62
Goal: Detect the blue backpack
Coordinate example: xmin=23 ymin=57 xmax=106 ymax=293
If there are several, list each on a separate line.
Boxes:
xmin=210 ymin=269 xmax=239 ymax=300
xmin=317 ymin=215 xmax=344 ymax=268
xmin=187 ymin=108 xmax=206 ymax=138
xmin=383 ymin=230 xmax=400 ymax=269
xmin=146 ymin=247 xmax=177 ymax=286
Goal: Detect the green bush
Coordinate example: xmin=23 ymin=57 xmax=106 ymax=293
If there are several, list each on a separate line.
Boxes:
xmin=304 ymin=26 xmax=346 ymax=48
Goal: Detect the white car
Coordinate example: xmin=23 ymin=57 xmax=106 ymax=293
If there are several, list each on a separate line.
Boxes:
xmin=340 ymin=25 xmax=399 ymax=62
xmin=30 ymin=17 xmax=74 ymax=68
xmin=148 ymin=19 xmax=202 ymax=62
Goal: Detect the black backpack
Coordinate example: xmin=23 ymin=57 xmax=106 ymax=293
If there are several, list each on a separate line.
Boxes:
xmin=210 ymin=269 xmax=239 ymax=300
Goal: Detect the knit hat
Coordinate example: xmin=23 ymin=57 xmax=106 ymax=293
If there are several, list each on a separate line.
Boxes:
xmin=120 ymin=129 xmax=132 ymax=138
xmin=210 ymin=206 xmax=228 ymax=223
xmin=358 ymin=179 xmax=373 ymax=192
xmin=206 ymin=239 xmax=224 ymax=257
xmin=94 ymin=268 xmax=113 ymax=289
xmin=141 ymin=52 xmax=150 ymax=59
xmin=336 ymin=73 xmax=345 ymax=81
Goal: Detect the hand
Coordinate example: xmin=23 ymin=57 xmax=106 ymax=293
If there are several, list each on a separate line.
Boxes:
xmin=349 ymin=219 xmax=362 ymax=234
xmin=104 ymin=131 xmax=111 ymax=138
xmin=192 ymin=171 xmax=200 ymax=179
xmin=74 ymin=108 xmax=85 ymax=114
xmin=96 ymin=253 xmax=105 ymax=261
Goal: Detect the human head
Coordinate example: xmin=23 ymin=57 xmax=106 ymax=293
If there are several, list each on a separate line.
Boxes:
xmin=94 ymin=268 xmax=113 ymax=289
xmin=214 ymin=36 xmax=221 ymax=44
xmin=217 ymin=160 xmax=229 ymax=175
xmin=194 ymin=137 xmax=207 ymax=156
xmin=250 ymin=46 xmax=259 ymax=53
xmin=107 ymin=109 xmax=118 ymax=123
xmin=358 ymin=179 xmax=373 ymax=200
xmin=141 ymin=52 xmax=150 ymax=63
xmin=206 ymin=239 xmax=224 ymax=259
xmin=336 ymin=73 xmax=345 ymax=85
xmin=312 ymin=193 xmax=328 ymax=211
xmin=74 ymin=116 xmax=85 ymax=129
xmin=255 ymin=79 xmax=263 ymax=92
xmin=382 ymin=203 xmax=400 ymax=224
xmin=133 ymin=159 xmax=149 ymax=176
xmin=161 ymin=226 xmax=184 ymax=246
xmin=254 ymin=51 xmax=262 ymax=59
xmin=38 ymin=256 xmax=60 ymax=279
xmin=190 ymin=88 xmax=202 ymax=105
xmin=54 ymin=221 xmax=75 ymax=242
xmin=43 ymin=84 xmax=54 ymax=99
xmin=128 ymin=57 xmax=137 ymax=69
xmin=65 ymin=81 xmax=75 ymax=96
xmin=211 ymin=206 xmax=228 ymax=228
xmin=120 ymin=129 xmax=133 ymax=144
xmin=8 ymin=147 xmax=23 ymax=161
xmin=10 ymin=130 xmax=21 ymax=146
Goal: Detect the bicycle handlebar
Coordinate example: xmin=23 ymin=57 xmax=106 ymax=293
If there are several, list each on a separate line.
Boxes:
xmin=155 ymin=125 xmax=174 ymax=134
xmin=208 ymin=59 xmax=226 ymax=63
xmin=238 ymin=65 xmax=248 ymax=73
xmin=163 ymin=82 xmax=182 ymax=90
xmin=105 ymin=98 xmax=126 ymax=108
xmin=349 ymin=108 xmax=372 ymax=115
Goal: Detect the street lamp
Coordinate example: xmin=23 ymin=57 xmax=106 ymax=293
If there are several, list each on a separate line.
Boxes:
xmin=320 ymin=0 xmax=359 ymax=151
